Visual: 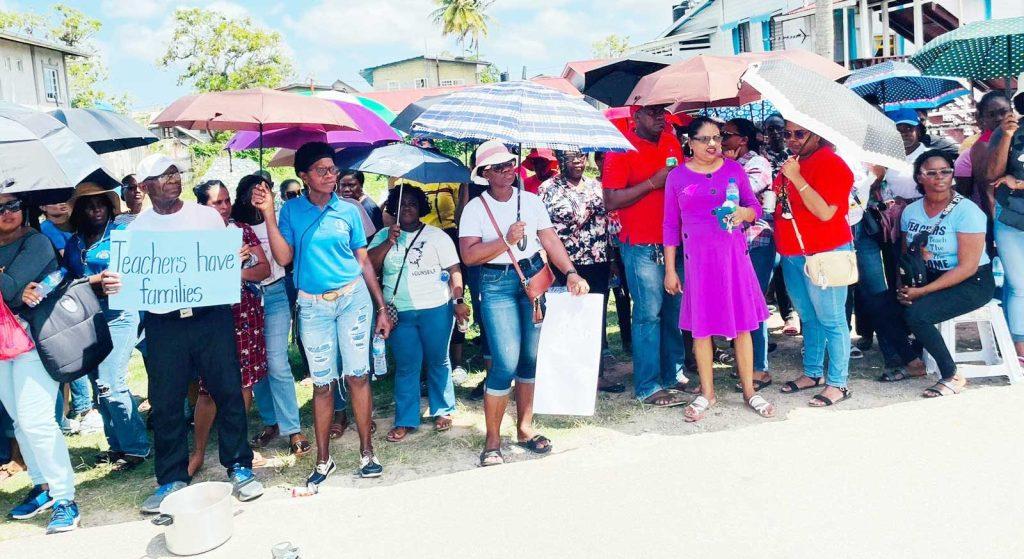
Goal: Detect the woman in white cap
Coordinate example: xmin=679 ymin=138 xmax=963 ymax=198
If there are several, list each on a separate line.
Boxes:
xmin=459 ymin=139 xmax=590 ymax=467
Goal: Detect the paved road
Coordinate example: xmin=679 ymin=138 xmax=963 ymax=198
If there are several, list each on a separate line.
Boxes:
xmin=3 ymin=384 xmax=1023 ymax=559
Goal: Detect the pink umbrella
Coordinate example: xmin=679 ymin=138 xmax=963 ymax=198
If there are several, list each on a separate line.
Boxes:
xmin=225 ymin=101 xmax=400 ymax=150
xmin=151 ymin=88 xmax=359 ymax=132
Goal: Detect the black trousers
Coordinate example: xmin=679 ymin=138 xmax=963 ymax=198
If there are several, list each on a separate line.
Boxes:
xmin=902 ymin=264 xmax=995 ymax=379
xmin=555 ymin=262 xmax=611 ymax=344
xmin=144 ymin=305 xmax=253 ymax=484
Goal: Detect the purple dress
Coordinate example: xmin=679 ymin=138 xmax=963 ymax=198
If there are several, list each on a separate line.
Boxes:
xmin=664 ymin=159 xmax=769 ymax=338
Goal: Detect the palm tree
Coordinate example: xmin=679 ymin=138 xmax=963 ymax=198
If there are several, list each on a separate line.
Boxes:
xmin=430 ymin=0 xmax=493 ymax=58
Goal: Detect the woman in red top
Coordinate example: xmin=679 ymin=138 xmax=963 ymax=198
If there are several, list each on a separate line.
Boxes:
xmin=772 ymin=121 xmax=855 ymax=407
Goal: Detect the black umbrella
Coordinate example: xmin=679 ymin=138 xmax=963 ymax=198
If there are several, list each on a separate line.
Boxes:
xmin=390 ymin=93 xmax=455 ymax=133
xmin=48 ymin=107 xmax=159 ymax=154
xmin=575 ymin=55 xmax=671 ymax=106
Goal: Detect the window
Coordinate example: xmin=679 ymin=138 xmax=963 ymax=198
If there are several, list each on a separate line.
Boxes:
xmin=386 ymin=80 xmax=400 ymax=91
xmin=414 ymin=77 xmax=427 ymax=88
xmin=439 ymin=79 xmax=465 ymax=87
xmin=15 ymin=59 xmax=22 ymax=72
xmin=43 ymin=67 xmax=59 ymax=102
xmin=736 ymin=22 xmax=751 ymax=53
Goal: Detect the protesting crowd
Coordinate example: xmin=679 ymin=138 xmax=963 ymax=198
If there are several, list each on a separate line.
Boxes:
xmin=1 ymin=72 xmax=1023 ymax=540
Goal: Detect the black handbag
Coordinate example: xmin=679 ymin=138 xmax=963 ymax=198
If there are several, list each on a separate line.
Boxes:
xmin=995 ymin=184 xmax=1024 ymax=231
xmin=24 ymin=277 xmax=112 ymax=383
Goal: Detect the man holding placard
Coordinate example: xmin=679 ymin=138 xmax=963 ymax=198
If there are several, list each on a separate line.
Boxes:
xmin=102 ymin=154 xmax=264 ymax=513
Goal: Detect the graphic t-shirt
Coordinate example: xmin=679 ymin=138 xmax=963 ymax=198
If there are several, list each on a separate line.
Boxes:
xmin=369 ymin=224 xmax=458 ymax=312
xmin=901 ymin=197 xmax=990 ymax=271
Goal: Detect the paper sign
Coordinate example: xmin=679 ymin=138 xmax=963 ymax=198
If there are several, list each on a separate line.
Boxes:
xmin=108 ymin=229 xmax=242 ymax=311
xmin=533 ymin=292 xmax=604 ymax=416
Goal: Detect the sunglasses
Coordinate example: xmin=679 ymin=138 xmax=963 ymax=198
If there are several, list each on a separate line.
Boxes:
xmin=691 ymin=135 xmax=723 ymax=145
xmin=783 ymin=130 xmax=811 ymax=140
xmin=154 ymin=170 xmax=180 ymax=182
xmin=920 ymin=168 xmax=954 ymax=179
xmin=486 ymin=161 xmax=516 ymax=173
xmin=283 ymin=190 xmax=302 ymax=200
xmin=0 ymin=199 xmax=22 ymax=215
xmin=720 ymin=132 xmax=739 ymax=140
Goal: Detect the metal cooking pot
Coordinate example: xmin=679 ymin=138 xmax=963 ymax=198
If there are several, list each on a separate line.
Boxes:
xmin=153 ymin=482 xmax=234 ymax=556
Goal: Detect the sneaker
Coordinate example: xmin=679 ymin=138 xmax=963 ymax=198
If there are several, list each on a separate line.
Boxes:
xmin=359 ymin=451 xmax=383 ymax=478
xmin=228 ymin=465 xmax=264 ymax=502
xmin=94 ymin=450 xmax=124 ymax=465
xmin=850 ymin=346 xmax=864 ymax=360
xmin=110 ymin=454 xmax=146 ymax=473
xmin=451 ymin=366 xmax=469 ymax=385
xmin=140 ymin=481 xmax=187 ymax=514
xmin=78 ymin=410 xmax=104 ymax=435
xmin=306 ymin=458 xmax=336 ymax=486
xmin=46 ymin=500 xmax=79 ymax=534
xmin=9 ymin=485 xmax=55 ymax=519
xmin=60 ymin=417 xmax=81 ymax=436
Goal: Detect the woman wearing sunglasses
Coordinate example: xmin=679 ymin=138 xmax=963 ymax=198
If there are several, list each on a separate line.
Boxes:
xmin=897 ymin=150 xmax=993 ymax=397
xmin=252 ymin=142 xmax=393 ymax=485
xmin=771 ymin=121 xmax=856 ymax=407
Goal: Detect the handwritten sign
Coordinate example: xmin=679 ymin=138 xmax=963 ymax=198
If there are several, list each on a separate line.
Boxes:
xmin=108 ymin=229 xmax=242 ymax=311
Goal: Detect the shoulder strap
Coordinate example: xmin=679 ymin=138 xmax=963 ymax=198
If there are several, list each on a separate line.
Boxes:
xmin=479 ymin=196 xmax=527 ymax=285
xmin=389 ymin=225 xmax=426 ymax=302
xmin=928 ymin=193 xmax=963 ymax=234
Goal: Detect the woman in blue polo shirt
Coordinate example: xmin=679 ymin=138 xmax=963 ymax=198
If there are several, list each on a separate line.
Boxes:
xmin=60 ymin=183 xmax=150 ymax=471
xmin=252 ymin=142 xmax=393 ymax=486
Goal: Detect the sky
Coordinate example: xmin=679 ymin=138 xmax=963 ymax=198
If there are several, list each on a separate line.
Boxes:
xmin=7 ymin=0 xmax=680 ymax=109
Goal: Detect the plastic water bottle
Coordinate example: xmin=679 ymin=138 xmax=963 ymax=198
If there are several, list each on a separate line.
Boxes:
xmin=717 ymin=179 xmax=740 ymax=232
xmin=371 ymin=335 xmax=388 ymax=377
xmin=34 ymin=269 xmax=65 ymax=299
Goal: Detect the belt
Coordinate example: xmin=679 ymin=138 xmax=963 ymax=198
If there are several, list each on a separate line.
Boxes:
xmin=261 ymin=277 xmax=285 ymax=288
xmin=482 ymin=253 xmax=543 ymax=271
xmin=298 ymin=278 xmax=360 ymax=301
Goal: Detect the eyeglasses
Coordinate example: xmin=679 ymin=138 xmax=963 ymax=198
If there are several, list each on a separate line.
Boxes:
xmin=310 ymin=165 xmax=340 ymax=178
xmin=486 ymin=161 xmax=516 ymax=173
xmin=783 ymin=130 xmax=811 ymax=140
xmin=283 ymin=190 xmax=302 ymax=200
xmin=720 ymin=132 xmax=738 ymax=140
xmin=0 ymin=199 xmax=22 ymax=215
xmin=920 ymin=168 xmax=954 ymax=179
xmin=690 ymin=135 xmax=722 ymax=145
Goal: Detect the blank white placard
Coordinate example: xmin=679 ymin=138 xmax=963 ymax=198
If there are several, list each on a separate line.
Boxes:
xmin=533 ymin=292 xmax=603 ymax=416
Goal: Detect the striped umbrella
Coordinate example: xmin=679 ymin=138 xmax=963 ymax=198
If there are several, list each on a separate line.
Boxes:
xmin=909 ymin=17 xmax=1024 ymax=83
xmin=409 ymin=81 xmax=634 ymax=153
xmin=845 ymin=61 xmax=968 ymax=110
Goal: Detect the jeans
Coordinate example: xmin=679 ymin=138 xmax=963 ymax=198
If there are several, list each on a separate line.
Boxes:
xmin=389 ymin=302 xmax=456 ymax=427
xmin=619 ymin=242 xmax=687 ymax=400
xmin=296 ymin=279 xmax=373 ymax=386
xmin=853 ymin=224 xmax=917 ymax=366
xmin=995 ymin=215 xmax=1024 ymax=343
xmin=0 ymin=349 xmax=75 ymax=500
xmin=479 ymin=256 xmax=545 ymax=397
xmin=91 ymin=305 xmax=149 ymax=457
xmin=748 ymin=241 xmax=779 ymax=372
xmin=904 ymin=265 xmax=995 ymax=378
xmin=144 ymin=306 xmax=253 ymax=485
xmin=253 ymin=280 xmax=302 ymax=436
xmin=68 ymin=375 xmax=92 ymax=417
xmin=464 ymin=265 xmax=490 ymax=357
xmin=780 ymin=244 xmax=853 ymax=388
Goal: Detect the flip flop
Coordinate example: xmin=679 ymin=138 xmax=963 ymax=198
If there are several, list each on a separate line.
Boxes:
xmin=434 ymin=416 xmax=452 ymax=432
xmin=642 ymin=390 xmax=687 ymax=407
xmin=517 ymin=434 xmax=552 ymax=454
xmin=386 ymin=427 xmax=413 ymax=442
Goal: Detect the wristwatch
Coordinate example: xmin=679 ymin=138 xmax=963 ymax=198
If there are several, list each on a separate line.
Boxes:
xmin=565 ymin=269 xmax=579 ymax=277
xmin=454 ymin=297 xmax=466 ymax=305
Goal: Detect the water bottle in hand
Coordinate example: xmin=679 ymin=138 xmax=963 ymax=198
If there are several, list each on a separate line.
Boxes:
xmin=371 ymin=335 xmax=388 ymax=377
xmin=714 ymin=179 xmax=741 ymax=232
xmin=34 ymin=269 xmax=66 ymax=300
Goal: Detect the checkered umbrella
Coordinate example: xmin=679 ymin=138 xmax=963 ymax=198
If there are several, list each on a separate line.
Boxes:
xmin=741 ymin=60 xmax=908 ymax=170
xmin=846 ymin=61 xmax=969 ymax=110
xmin=909 ymin=17 xmax=1024 ymax=82
xmin=409 ymin=81 xmax=634 ymax=153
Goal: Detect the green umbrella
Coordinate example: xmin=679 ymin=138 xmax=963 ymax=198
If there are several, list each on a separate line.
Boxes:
xmin=909 ymin=17 xmax=1024 ymax=82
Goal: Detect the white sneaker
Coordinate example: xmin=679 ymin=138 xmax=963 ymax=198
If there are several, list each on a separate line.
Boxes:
xmin=451 ymin=366 xmax=469 ymax=385
xmin=79 ymin=410 xmax=104 ymax=435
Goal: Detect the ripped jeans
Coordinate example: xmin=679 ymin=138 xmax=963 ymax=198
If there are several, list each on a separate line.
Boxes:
xmin=91 ymin=305 xmax=149 ymax=457
xmin=297 ymin=279 xmax=373 ymax=386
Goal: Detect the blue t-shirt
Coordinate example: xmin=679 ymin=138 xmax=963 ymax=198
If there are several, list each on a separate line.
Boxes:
xmin=279 ymin=193 xmax=367 ymax=294
xmin=62 ymin=221 xmax=126 ymax=278
xmin=901 ymin=197 xmax=991 ymax=271
xmin=40 ymin=220 xmax=72 ymax=252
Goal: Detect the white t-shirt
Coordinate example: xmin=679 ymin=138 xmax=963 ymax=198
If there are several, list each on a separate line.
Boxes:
xmin=883 ymin=143 xmax=928 ymax=201
xmin=837 ymin=150 xmax=875 ymax=226
xmin=127 ymin=201 xmax=225 ymax=313
xmin=368 ymin=224 xmax=459 ymax=312
xmin=459 ymin=190 xmax=553 ymax=264
xmin=250 ymin=221 xmax=286 ymax=285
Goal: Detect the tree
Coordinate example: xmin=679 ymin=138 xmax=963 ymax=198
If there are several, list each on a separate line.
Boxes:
xmin=159 ymin=8 xmax=293 ymax=93
xmin=0 ymin=4 xmax=131 ymax=112
xmin=431 ymin=0 xmax=493 ymax=57
xmin=592 ymin=34 xmax=631 ymax=59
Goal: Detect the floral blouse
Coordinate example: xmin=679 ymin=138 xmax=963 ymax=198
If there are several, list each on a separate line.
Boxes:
xmin=538 ymin=175 xmax=608 ymax=265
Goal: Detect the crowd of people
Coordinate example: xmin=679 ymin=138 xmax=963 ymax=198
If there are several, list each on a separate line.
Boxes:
xmin=1 ymin=84 xmax=1022 ymax=535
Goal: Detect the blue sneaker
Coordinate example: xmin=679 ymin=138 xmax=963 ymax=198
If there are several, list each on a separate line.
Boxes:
xmin=46 ymin=500 xmax=80 ymax=534
xmin=140 ymin=481 xmax=187 ymax=514
xmin=306 ymin=458 xmax=336 ymax=486
xmin=359 ymin=451 xmax=383 ymax=478
xmin=228 ymin=465 xmax=264 ymax=502
xmin=9 ymin=485 xmax=55 ymax=520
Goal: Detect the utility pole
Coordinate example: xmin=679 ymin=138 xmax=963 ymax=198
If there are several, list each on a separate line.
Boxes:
xmin=814 ymin=0 xmax=835 ymax=62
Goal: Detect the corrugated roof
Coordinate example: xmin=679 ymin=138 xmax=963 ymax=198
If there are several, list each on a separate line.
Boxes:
xmin=359 ymin=55 xmax=492 ymax=84
xmin=0 ymin=31 xmax=90 ymax=57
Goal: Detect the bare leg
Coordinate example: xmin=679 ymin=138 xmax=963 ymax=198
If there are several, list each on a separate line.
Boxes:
xmin=451 ymin=342 xmax=464 ymax=368
xmin=345 ymin=376 xmax=374 ymax=454
xmin=482 ymin=393 xmax=508 ymax=450
xmin=312 ymin=382 xmax=334 ymax=463
xmin=693 ymin=337 xmax=716 ymax=402
xmin=514 ymin=382 xmax=536 ymax=442
xmin=189 ymin=394 xmax=216 ymax=477
xmin=734 ymin=332 xmax=755 ymax=400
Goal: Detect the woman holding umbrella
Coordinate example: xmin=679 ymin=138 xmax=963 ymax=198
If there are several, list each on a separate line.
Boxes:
xmin=251 ymin=142 xmax=393 ymax=484
xmin=459 ymin=140 xmax=590 ymax=467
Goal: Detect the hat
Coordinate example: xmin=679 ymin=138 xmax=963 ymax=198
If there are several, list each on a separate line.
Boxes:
xmin=521 ymin=148 xmax=556 ymax=172
xmin=471 ymin=139 xmax=517 ymax=185
xmin=135 ymin=154 xmax=177 ymax=181
xmin=886 ymin=108 xmax=921 ymax=126
xmin=68 ymin=182 xmax=122 ymax=217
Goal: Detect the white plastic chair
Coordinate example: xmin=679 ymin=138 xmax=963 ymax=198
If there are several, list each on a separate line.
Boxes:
xmin=922 ymin=300 xmax=1024 ymax=384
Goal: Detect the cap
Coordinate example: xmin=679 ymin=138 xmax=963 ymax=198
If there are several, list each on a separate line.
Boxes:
xmin=135 ymin=154 xmax=178 ymax=181
xmin=885 ymin=108 xmax=921 ymax=126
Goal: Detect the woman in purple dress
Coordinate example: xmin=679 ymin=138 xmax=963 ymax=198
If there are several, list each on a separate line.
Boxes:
xmin=663 ymin=117 xmax=775 ymax=422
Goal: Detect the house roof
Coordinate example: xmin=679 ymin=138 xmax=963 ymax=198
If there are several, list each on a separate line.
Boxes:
xmin=658 ymin=0 xmax=717 ymax=39
xmin=0 ymin=31 xmax=90 ymax=57
xmin=359 ymin=77 xmax=582 ymax=113
xmin=277 ymin=79 xmax=360 ymax=94
xmin=359 ymin=55 xmax=492 ymax=85
xmin=560 ymin=59 xmax=614 ymax=82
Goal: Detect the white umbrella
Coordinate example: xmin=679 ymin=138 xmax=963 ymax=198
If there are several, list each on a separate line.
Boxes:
xmin=741 ymin=59 xmax=908 ymax=171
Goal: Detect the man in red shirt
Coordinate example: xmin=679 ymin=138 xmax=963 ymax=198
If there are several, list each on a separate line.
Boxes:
xmin=603 ymin=104 xmax=690 ymax=406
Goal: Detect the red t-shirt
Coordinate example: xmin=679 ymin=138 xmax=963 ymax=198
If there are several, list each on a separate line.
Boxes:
xmin=602 ymin=128 xmax=683 ymax=245
xmin=772 ymin=147 xmax=854 ymax=256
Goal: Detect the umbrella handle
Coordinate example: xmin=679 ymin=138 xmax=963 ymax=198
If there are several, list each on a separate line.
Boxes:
xmin=516 ymin=143 xmax=527 ymax=251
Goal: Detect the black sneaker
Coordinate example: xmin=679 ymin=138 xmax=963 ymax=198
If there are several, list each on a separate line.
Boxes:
xmin=306 ymin=458 xmax=336 ymax=486
xmin=94 ymin=450 xmax=124 ymax=465
xmin=359 ymin=451 xmax=383 ymax=478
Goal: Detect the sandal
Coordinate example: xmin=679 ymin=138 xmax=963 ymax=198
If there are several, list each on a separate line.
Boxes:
xmin=735 ymin=377 xmax=772 ymax=392
xmin=684 ymin=395 xmax=713 ymax=422
xmin=479 ymin=449 xmax=504 ymax=467
xmin=780 ymin=376 xmax=825 ymax=394
xmin=329 ymin=412 xmax=349 ymax=440
xmin=598 ymin=381 xmax=626 ymax=394
xmin=923 ymin=378 xmax=963 ymax=398
xmin=782 ymin=319 xmax=800 ymax=336
xmin=517 ymin=434 xmax=552 ymax=454
xmin=434 ymin=416 xmax=452 ymax=432
xmin=714 ymin=348 xmax=734 ymax=365
xmin=289 ymin=435 xmax=312 ymax=457
xmin=250 ymin=425 xmax=279 ymax=449
xmin=0 ymin=460 xmax=24 ymax=483
xmin=642 ymin=389 xmax=687 ymax=407
xmin=850 ymin=346 xmax=864 ymax=359
xmin=386 ymin=427 xmax=413 ymax=442
xmin=747 ymin=394 xmax=776 ymax=418
xmin=877 ymin=369 xmax=912 ymax=382
xmin=809 ymin=387 xmax=852 ymax=407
